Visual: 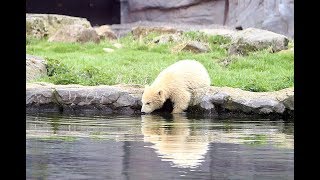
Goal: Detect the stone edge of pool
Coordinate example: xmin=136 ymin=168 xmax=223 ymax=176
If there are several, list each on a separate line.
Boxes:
xmin=26 ymin=82 xmax=294 ymax=120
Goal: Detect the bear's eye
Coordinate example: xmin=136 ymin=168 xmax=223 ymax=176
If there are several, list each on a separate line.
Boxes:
xmin=146 ymin=102 xmax=150 ymax=105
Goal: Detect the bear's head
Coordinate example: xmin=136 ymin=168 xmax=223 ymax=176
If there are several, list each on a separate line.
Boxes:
xmin=141 ymin=85 xmax=166 ymax=114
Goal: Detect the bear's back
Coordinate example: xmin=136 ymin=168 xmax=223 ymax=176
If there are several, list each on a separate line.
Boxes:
xmin=154 ymin=60 xmax=211 ymax=89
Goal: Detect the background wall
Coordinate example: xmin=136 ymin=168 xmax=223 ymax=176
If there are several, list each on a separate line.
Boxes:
xmin=121 ymin=0 xmax=294 ymax=38
xmin=26 ymin=0 xmax=294 ymax=38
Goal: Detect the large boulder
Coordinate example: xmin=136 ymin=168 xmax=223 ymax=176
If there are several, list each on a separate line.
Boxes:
xmin=26 ymin=13 xmax=91 ymax=38
xmin=189 ymin=86 xmax=294 ymax=118
xmin=48 ymin=24 xmax=100 ymax=43
xmin=26 ymin=54 xmax=47 ymax=82
xmin=94 ymin=25 xmax=118 ymax=40
xmin=228 ymin=28 xmax=289 ymax=55
xmin=26 ymin=82 xmax=143 ymax=115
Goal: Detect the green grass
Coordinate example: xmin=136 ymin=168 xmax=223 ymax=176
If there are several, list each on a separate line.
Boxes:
xmin=26 ymin=31 xmax=294 ymax=92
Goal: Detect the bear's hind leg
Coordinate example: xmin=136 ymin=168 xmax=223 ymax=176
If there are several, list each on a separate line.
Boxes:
xmin=171 ymin=91 xmax=191 ymax=114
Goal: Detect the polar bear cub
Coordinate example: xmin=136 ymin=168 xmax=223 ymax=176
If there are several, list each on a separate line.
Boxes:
xmin=141 ymin=60 xmax=211 ymax=114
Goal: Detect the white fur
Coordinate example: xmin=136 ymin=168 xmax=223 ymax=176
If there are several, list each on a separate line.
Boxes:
xmin=141 ymin=60 xmax=211 ymax=113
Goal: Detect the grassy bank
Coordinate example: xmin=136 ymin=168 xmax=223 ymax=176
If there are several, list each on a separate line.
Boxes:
xmin=26 ymin=31 xmax=294 ymax=92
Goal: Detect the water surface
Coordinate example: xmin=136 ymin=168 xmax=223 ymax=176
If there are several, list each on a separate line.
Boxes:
xmin=26 ymin=113 xmax=294 ymax=179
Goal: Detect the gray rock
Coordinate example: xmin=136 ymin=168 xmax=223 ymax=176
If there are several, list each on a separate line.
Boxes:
xmin=207 ymin=86 xmax=293 ymax=117
xmin=100 ymin=90 xmax=121 ymax=104
xmin=153 ymin=34 xmax=182 ymax=44
xmin=197 ymin=92 xmax=229 ymax=111
xmin=272 ymin=87 xmax=294 ymax=111
xmin=282 ymin=95 xmax=294 ymax=111
xmin=228 ymin=28 xmax=289 ymax=55
xmin=199 ymin=28 xmax=236 ymax=38
xmin=173 ymin=41 xmax=210 ymax=53
xmin=26 ymin=13 xmax=91 ymax=38
xmin=94 ymin=25 xmax=118 ymax=40
xmin=26 ymin=54 xmax=47 ymax=82
xmin=229 ymin=98 xmax=280 ymax=114
xmin=244 ymin=98 xmax=286 ymax=114
xmin=26 ymin=83 xmax=294 ymax=119
xmin=54 ymin=86 xmax=122 ymax=106
xmin=114 ymin=93 xmax=138 ymax=107
xmin=259 ymin=107 xmax=273 ymax=114
xmin=132 ymin=26 xmax=182 ymax=39
xmin=199 ymin=95 xmax=215 ymax=110
xmin=26 ymin=83 xmax=143 ymax=115
xmin=48 ymin=24 xmax=100 ymax=43
xmin=26 ymin=86 xmax=53 ymax=105
xmin=211 ymin=92 xmax=230 ymax=104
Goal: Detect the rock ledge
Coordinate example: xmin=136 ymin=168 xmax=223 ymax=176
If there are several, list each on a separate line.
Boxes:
xmin=26 ymin=83 xmax=293 ymax=120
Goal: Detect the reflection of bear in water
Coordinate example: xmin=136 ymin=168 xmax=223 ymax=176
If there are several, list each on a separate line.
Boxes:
xmin=141 ymin=114 xmax=209 ymax=168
